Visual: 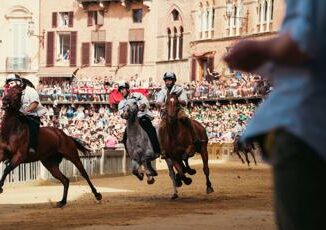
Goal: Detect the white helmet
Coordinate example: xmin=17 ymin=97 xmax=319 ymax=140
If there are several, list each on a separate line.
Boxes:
xmin=118 ymin=80 xmax=130 ymax=91
xmin=6 ymin=74 xmax=22 ymax=86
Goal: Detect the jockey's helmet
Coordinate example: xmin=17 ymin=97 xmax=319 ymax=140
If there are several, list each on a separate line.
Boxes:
xmin=6 ymin=74 xmax=23 ymax=87
xmin=163 ymin=72 xmax=177 ymax=81
xmin=118 ymin=81 xmax=130 ymax=92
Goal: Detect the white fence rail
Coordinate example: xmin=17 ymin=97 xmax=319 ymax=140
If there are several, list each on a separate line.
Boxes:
xmin=0 ymin=148 xmax=135 ymax=184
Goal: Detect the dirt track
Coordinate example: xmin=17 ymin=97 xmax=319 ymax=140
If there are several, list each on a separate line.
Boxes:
xmin=0 ymin=162 xmax=275 ymax=230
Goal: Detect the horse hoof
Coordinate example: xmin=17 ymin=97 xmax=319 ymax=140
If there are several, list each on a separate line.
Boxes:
xmin=206 ymin=187 xmax=214 ymax=194
xmin=186 ymin=168 xmax=197 ymax=175
xmin=134 ymin=172 xmax=144 ymax=181
xmin=0 ymin=188 xmax=3 ymax=194
xmin=183 ymin=177 xmax=192 ymax=185
xmin=147 ymin=178 xmax=155 ymax=185
xmin=95 ymin=192 xmax=102 ymax=201
xmin=171 ymin=194 xmax=179 ymax=200
xmin=56 ymin=201 xmax=66 ymax=208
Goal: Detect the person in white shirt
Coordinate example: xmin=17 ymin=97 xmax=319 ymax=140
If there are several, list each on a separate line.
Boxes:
xmin=5 ymin=74 xmax=46 ymax=154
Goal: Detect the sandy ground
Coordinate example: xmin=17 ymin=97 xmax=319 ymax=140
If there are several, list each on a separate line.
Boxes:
xmin=0 ymin=162 xmax=275 ymax=230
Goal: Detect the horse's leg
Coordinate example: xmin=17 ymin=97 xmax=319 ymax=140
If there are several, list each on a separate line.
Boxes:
xmin=131 ymin=159 xmax=144 ymax=181
xmin=69 ymin=155 xmax=102 ymax=201
xmin=166 ymin=158 xmax=178 ymax=200
xmin=200 ymin=145 xmax=214 ymax=194
xmin=0 ymin=152 xmax=24 ymax=193
xmin=143 ymin=161 xmax=155 ymax=185
xmin=249 ymin=151 xmax=258 ymax=165
xmin=41 ymin=160 xmax=69 ymax=208
xmin=174 ymin=161 xmax=192 ymax=185
xmin=183 ymin=157 xmax=197 ymax=175
xmin=243 ymin=151 xmax=251 ymax=168
xmin=235 ymin=151 xmax=246 ymax=164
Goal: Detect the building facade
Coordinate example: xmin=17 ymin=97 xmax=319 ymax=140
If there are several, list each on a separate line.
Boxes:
xmin=38 ymin=0 xmax=159 ymax=83
xmin=0 ymin=0 xmax=41 ymax=84
xmin=190 ymin=0 xmax=285 ymax=81
xmin=0 ymin=0 xmax=285 ymax=85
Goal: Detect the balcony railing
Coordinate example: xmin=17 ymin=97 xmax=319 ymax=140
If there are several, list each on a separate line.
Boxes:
xmin=6 ymin=57 xmax=31 ymax=72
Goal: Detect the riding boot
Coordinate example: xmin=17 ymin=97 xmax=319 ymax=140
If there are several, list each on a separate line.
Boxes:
xmin=180 ymin=117 xmax=201 ymax=154
xmin=26 ymin=116 xmax=40 ymax=154
xmin=139 ymin=116 xmax=161 ymax=159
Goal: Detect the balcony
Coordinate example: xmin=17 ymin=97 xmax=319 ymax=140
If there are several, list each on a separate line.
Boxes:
xmin=6 ymin=57 xmax=31 ymax=72
xmin=76 ymin=0 xmax=152 ymax=9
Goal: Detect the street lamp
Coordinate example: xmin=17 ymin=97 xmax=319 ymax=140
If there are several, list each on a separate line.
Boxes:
xmin=27 ymin=20 xmax=45 ymax=48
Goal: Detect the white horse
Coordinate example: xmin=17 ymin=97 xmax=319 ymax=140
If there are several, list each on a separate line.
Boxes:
xmin=121 ymin=102 xmax=156 ymax=184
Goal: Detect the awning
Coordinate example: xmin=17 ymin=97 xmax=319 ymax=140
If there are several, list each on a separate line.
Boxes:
xmin=37 ymin=67 xmax=79 ymax=78
xmin=192 ymin=51 xmax=216 ymax=58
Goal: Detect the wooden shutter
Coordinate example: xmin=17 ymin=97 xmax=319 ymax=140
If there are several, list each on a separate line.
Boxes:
xmin=87 ymin=11 xmax=93 ymax=26
xmin=46 ymin=32 xmax=55 ymax=67
xmin=81 ymin=43 xmax=90 ymax=66
xmin=98 ymin=11 xmax=104 ymax=26
xmin=191 ymin=58 xmax=197 ymax=81
xmin=119 ymin=42 xmax=128 ymax=65
xmin=70 ymin=32 xmax=77 ymax=67
xmin=52 ymin=12 xmax=57 ymax=28
xmin=68 ymin=12 xmax=74 ymax=27
xmin=105 ymin=42 xmax=112 ymax=66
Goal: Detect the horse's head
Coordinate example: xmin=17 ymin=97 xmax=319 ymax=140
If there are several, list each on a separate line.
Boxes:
xmin=122 ymin=102 xmax=138 ymax=122
xmin=2 ymin=86 xmax=23 ymax=113
xmin=166 ymin=93 xmax=180 ymax=119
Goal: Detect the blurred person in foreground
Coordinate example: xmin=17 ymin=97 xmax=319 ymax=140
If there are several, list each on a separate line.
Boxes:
xmin=224 ymin=1 xmax=326 ymax=229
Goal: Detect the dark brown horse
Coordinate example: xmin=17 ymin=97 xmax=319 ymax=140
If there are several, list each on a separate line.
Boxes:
xmin=159 ymin=93 xmax=214 ymax=199
xmin=233 ymin=135 xmax=257 ymax=167
xmin=0 ymin=86 xmax=102 ymax=207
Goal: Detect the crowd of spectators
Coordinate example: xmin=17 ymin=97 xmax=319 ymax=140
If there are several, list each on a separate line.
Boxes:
xmin=37 ymin=72 xmax=271 ymax=103
xmin=35 ymin=102 xmax=256 ymax=151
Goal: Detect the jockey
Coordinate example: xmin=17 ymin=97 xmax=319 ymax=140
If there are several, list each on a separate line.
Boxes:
xmin=118 ymin=80 xmax=161 ymax=171
xmin=156 ymin=72 xmax=201 ymax=156
xmin=5 ymin=74 xmax=45 ymax=154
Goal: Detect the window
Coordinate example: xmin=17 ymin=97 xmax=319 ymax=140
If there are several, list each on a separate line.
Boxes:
xmin=132 ymin=9 xmax=143 ymax=23
xmin=233 ymin=6 xmax=237 ymax=27
xmin=130 ymin=41 xmax=144 ymax=64
xmin=270 ymin=0 xmax=274 ymax=20
xmin=264 ymin=0 xmax=268 ymax=22
xmin=59 ymin=12 xmax=69 ymax=26
xmin=57 ymin=33 xmax=70 ymax=62
xmin=93 ymin=43 xmax=106 ymax=65
xmin=179 ymin=27 xmax=183 ymax=59
xmin=167 ymin=28 xmax=171 ymax=60
xmin=173 ymin=27 xmax=177 ymax=60
xmin=88 ymin=11 xmax=104 ymax=26
xmin=171 ymin=9 xmax=180 ymax=21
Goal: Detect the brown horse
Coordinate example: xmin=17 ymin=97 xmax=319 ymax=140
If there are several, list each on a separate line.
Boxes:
xmin=159 ymin=93 xmax=214 ymax=199
xmin=0 ymin=86 xmax=102 ymax=207
xmin=233 ymin=135 xmax=257 ymax=167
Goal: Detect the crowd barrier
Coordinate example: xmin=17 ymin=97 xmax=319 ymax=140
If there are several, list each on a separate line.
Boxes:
xmin=0 ymin=148 xmax=133 ymax=184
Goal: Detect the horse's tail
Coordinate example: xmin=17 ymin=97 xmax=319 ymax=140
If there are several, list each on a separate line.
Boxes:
xmin=73 ymin=138 xmax=92 ymax=156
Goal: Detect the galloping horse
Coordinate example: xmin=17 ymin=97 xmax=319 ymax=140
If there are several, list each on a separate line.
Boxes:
xmin=0 ymin=86 xmax=102 ymax=207
xmin=233 ymin=135 xmax=257 ymax=167
xmin=121 ymin=102 xmax=156 ymax=184
xmin=159 ymin=93 xmax=214 ymax=199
